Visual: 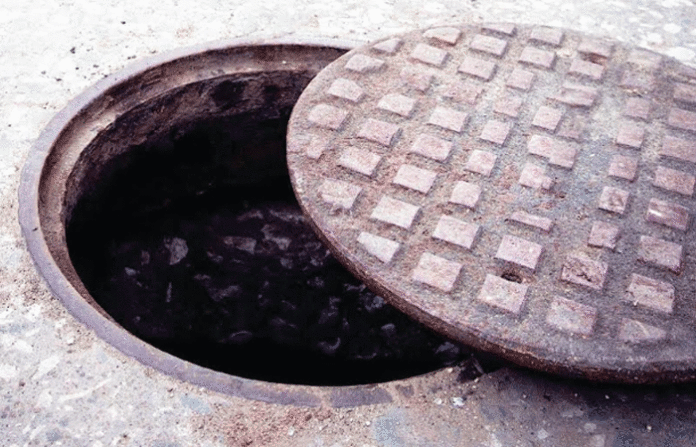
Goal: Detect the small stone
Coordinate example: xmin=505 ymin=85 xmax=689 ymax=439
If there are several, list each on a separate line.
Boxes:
xmin=616 ymin=123 xmax=645 ymax=149
xmin=308 ymin=104 xmax=349 ymax=130
xmin=327 ymin=78 xmax=365 ymax=102
xmin=373 ymin=38 xmax=402 ymax=54
xmin=424 ymin=27 xmax=462 ymax=45
xmin=469 ymin=34 xmax=508 ymax=56
xmin=509 ymin=211 xmax=553 ymax=232
xmin=646 ymin=198 xmax=689 ymax=231
xmin=619 ymin=318 xmax=667 ymax=343
xmin=493 ymin=95 xmax=523 ymax=118
xmin=624 ymin=97 xmax=651 ymax=120
xmin=519 ymin=46 xmax=556 ymax=69
xmin=318 ymin=179 xmax=363 ymax=210
xmin=626 ymin=273 xmax=675 ymax=313
xmin=400 ymin=67 xmax=433 ymax=92
xmin=532 ymin=106 xmax=563 ymax=131
xmin=530 ymin=27 xmax=564 ymax=46
xmin=668 ymin=107 xmax=696 ymax=132
xmin=519 ymin=163 xmax=553 ymax=189
xmin=661 ymin=135 xmax=696 ymax=164
xmin=578 ymin=39 xmax=613 ymax=58
xmin=553 ymin=82 xmax=597 ymax=107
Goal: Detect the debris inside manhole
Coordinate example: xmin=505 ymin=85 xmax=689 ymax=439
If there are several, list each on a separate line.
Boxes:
xmin=65 ymin=114 xmax=489 ymax=386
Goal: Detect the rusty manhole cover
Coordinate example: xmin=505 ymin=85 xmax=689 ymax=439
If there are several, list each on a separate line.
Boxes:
xmin=287 ymin=23 xmax=696 ymax=383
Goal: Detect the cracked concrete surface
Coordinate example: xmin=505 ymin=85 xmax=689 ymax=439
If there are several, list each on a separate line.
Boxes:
xmin=3 ymin=0 xmax=696 ymax=446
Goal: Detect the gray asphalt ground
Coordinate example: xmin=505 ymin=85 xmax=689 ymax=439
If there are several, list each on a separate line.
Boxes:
xmin=3 ymin=1 xmax=696 ymax=446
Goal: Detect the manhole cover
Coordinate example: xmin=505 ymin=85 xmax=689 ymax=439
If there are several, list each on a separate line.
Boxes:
xmin=287 ymin=23 xmax=696 ymax=383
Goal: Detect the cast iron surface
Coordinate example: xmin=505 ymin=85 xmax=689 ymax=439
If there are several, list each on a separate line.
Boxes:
xmin=287 ymin=23 xmax=696 ymax=383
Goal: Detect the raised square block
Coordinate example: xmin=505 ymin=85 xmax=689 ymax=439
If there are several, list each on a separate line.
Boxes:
xmin=616 ymin=123 xmax=645 ymax=149
xmin=378 ymin=93 xmax=417 ymax=117
xmin=619 ymin=319 xmax=667 ymax=343
xmin=668 ymin=108 xmax=696 ymax=133
xmin=412 ymin=252 xmax=462 ymax=292
xmin=308 ymin=104 xmax=349 ymax=130
xmin=519 ymin=46 xmax=556 ymax=69
xmin=661 ymin=135 xmax=696 ymax=164
xmin=449 ymin=181 xmax=482 ymax=209
xmin=588 ymin=221 xmax=620 ymax=249
xmin=530 ymin=27 xmax=564 ymax=46
xmin=432 ymin=215 xmax=480 ymax=249
xmin=598 ymin=186 xmax=629 ymax=214
xmin=627 ymin=49 xmax=662 ymax=69
xmin=532 ymin=106 xmax=563 ymax=131
xmin=338 ymin=147 xmax=381 ymax=177
xmin=578 ymin=39 xmax=613 ymax=58
xmin=674 ymin=82 xmax=696 ymax=105
xmin=305 ymin=135 xmax=329 ymax=160
xmin=638 ymin=235 xmax=682 ymax=273
xmin=569 ymin=59 xmax=604 ymax=80
xmin=624 ymin=97 xmax=651 ymax=120
xmin=553 ymin=82 xmax=598 ymax=107
xmin=428 ymin=107 xmax=468 ymax=132
xmin=482 ymin=23 xmax=516 ymax=35
xmin=561 ymin=253 xmax=608 ymax=291
xmin=495 ymin=235 xmax=543 ymax=270
xmin=464 ymin=150 xmax=497 ymax=176
xmin=373 ymin=38 xmax=403 ymax=54
xmin=345 ymin=54 xmax=385 ymax=73
xmin=509 ymin=211 xmax=553 ymax=232
xmin=327 ymin=78 xmax=365 ymax=102
xmin=318 ymin=179 xmax=362 ymax=210
xmin=608 ymin=155 xmax=638 ymax=181
xmin=646 ymin=198 xmax=689 ymax=231
xmin=493 ymin=95 xmax=523 ymax=118
xmin=653 ymin=166 xmax=695 ymax=196
xmin=507 ymin=68 xmax=535 ymax=91
xmin=519 ymin=163 xmax=552 ymax=189
xmin=470 ymin=34 xmax=508 ymax=57
xmin=621 ymin=71 xmax=655 ymax=91
xmin=480 ymin=120 xmax=512 ymax=145
xmin=370 ymin=196 xmax=420 ymax=229
xmin=392 ymin=164 xmax=437 ymax=193
xmin=357 ymin=232 xmax=400 ymax=263
xmin=400 ymin=67 xmax=433 ymax=92
xmin=410 ymin=133 xmax=453 ymax=162
xmin=546 ymin=296 xmax=597 ymax=336
xmin=411 ymin=43 xmax=448 ymax=67
xmin=441 ymin=80 xmax=483 ymax=104
xmin=458 ymin=56 xmax=497 ymax=80
xmin=424 ymin=27 xmax=462 ymax=45
xmin=626 ymin=273 xmax=675 ymax=313
xmin=357 ymin=118 xmax=400 ymax=147
xmin=477 ymin=274 xmax=528 ymax=314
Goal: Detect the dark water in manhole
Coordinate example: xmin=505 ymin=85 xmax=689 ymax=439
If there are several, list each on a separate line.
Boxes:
xmin=66 ymin=111 xmax=493 ymax=385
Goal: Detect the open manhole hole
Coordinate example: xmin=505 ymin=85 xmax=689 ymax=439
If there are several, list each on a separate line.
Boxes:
xmin=288 ymin=24 xmax=696 ymax=384
xmin=20 ymin=38 xmax=498 ymax=398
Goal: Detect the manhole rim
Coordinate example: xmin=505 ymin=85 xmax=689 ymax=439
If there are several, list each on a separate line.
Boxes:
xmin=18 ymin=35 xmax=455 ymax=407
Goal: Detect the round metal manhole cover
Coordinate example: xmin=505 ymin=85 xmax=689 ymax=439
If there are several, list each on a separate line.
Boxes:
xmin=287 ymin=23 xmax=696 ymax=383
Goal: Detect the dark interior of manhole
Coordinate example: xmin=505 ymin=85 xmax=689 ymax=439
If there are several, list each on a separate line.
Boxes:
xmin=64 ymin=78 xmax=502 ymax=386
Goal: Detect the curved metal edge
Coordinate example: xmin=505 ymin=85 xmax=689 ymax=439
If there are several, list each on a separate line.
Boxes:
xmin=17 ymin=35 xmax=438 ymax=408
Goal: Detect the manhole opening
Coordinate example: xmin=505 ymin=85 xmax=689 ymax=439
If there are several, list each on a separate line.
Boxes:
xmin=62 ymin=59 xmax=494 ymax=386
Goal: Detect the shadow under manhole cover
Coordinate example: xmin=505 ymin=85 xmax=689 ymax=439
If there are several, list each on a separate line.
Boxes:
xmin=20 ymin=38 xmax=497 ymax=395
xmin=287 ymin=23 xmax=696 ymax=384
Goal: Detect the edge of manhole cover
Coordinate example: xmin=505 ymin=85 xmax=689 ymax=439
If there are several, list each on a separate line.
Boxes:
xmin=287 ymin=23 xmax=696 ymax=384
